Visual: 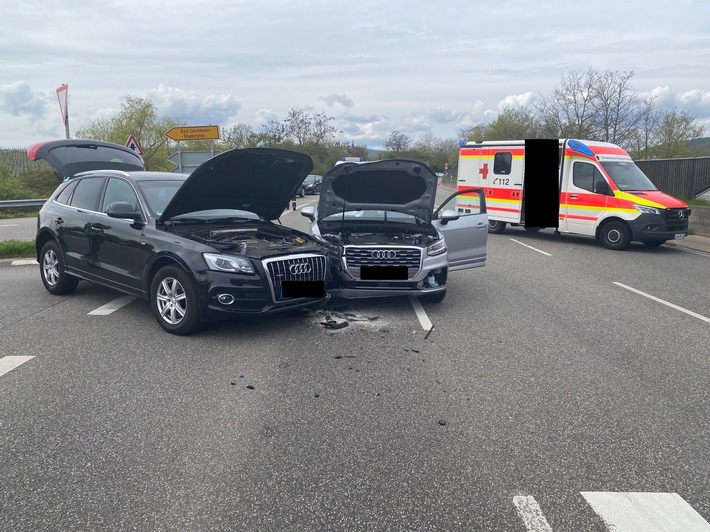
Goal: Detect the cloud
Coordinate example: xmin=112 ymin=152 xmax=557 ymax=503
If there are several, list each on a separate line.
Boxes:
xmin=254 ymin=108 xmax=279 ymax=128
xmin=0 ymin=81 xmax=49 ymax=119
xmin=497 ymin=92 xmax=535 ymax=111
xmin=146 ymin=84 xmax=241 ymax=125
xmin=319 ymin=94 xmax=354 ymax=108
xmin=428 ymin=107 xmax=457 ymax=124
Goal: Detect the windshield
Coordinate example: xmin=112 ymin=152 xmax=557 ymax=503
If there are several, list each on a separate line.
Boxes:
xmin=600 ymin=161 xmax=658 ymax=191
xmin=303 ymin=175 xmax=320 ymax=184
xmin=322 ymin=210 xmax=423 ymax=225
xmin=137 ymin=180 xmax=184 ymax=216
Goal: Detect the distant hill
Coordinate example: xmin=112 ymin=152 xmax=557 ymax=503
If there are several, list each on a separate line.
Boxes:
xmin=689 ymin=137 xmax=710 ymax=152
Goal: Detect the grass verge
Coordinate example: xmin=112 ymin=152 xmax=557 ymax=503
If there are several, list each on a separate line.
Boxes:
xmin=0 ymin=240 xmax=36 ymax=259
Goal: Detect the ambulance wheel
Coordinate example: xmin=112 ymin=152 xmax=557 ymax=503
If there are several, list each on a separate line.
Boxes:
xmin=599 ymin=220 xmax=631 ymax=250
xmin=488 ymin=220 xmax=506 ymax=234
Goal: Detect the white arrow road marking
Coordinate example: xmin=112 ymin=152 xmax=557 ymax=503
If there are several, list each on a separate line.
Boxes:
xmin=0 ymin=356 xmax=35 ymax=377
xmin=409 ymin=295 xmax=433 ymax=331
xmin=614 ymin=282 xmax=710 ymax=324
xmin=88 ymin=296 xmax=136 ymax=316
xmin=513 ymin=495 xmax=554 ymax=532
xmin=510 ymin=239 xmax=552 ymax=256
xmin=582 ymin=492 xmax=710 ymax=531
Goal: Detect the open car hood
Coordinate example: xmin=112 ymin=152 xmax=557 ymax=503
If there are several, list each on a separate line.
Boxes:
xmin=159 ymin=148 xmax=314 ymax=222
xmin=27 ymin=139 xmax=145 ymax=182
xmin=318 ymin=159 xmax=438 ymax=223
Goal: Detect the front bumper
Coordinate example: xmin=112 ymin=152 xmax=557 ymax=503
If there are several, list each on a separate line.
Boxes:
xmin=629 ymin=211 xmax=690 ymax=242
xmin=329 ymin=247 xmax=449 ymax=299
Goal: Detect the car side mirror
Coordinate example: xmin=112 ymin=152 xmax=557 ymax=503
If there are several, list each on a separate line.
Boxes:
xmin=301 ymin=205 xmax=316 ymax=222
xmin=106 ymin=201 xmax=142 ymax=221
xmin=438 ymin=209 xmax=460 ymax=225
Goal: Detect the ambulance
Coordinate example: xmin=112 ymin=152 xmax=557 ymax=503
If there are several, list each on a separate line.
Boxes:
xmin=456 ymin=139 xmax=691 ymax=250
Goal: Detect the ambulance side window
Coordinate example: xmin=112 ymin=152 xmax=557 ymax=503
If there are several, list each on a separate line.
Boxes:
xmin=493 ymin=152 xmax=512 ymax=175
xmin=573 ymin=162 xmax=604 ymax=193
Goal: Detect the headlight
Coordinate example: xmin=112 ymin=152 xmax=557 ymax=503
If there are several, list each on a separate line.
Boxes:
xmin=635 ymin=204 xmax=661 ymax=215
xmin=427 ymin=239 xmax=447 ymax=256
xmin=203 ymin=253 xmax=255 ymax=274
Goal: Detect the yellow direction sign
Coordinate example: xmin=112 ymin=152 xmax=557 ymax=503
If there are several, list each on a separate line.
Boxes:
xmin=165 ymin=125 xmax=220 ymax=141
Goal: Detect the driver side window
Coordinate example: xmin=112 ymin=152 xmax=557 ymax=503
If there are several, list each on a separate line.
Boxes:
xmin=439 ymin=189 xmax=484 ymax=217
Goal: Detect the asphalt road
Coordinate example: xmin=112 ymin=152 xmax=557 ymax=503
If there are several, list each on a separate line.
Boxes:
xmin=1 ymin=195 xmax=709 ymax=531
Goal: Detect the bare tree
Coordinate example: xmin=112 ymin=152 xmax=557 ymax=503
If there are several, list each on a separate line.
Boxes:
xmin=384 ymin=130 xmax=412 ymax=153
xmin=534 ymin=69 xmax=597 ymax=138
xmin=591 ymin=69 xmax=642 ymax=146
xmin=221 ymin=123 xmax=255 ymax=149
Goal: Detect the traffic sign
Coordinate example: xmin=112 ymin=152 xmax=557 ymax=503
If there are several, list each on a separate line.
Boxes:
xmin=165 ymin=125 xmax=220 ymax=141
xmin=168 ymin=150 xmax=221 ymax=173
xmin=125 ymin=134 xmax=144 ymax=157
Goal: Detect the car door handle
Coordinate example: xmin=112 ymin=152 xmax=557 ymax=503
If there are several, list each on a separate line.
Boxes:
xmin=477 ymin=223 xmax=487 ymax=229
xmin=55 ymin=217 xmax=64 ymax=225
xmin=570 ymin=194 xmax=579 ymax=199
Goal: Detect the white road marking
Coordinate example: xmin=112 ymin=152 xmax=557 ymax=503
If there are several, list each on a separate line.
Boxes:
xmin=0 ymin=356 xmax=35 ymax=377
xmin=88 ymin=296 xmax=136 ymax=315
xmin=510 ymin=239 xmax=552 ymax=256
xmin=582 ymin=492 xmax=710 ymax=531
xmin=409 ymin=296 xmax=433 ymax=331
xmin=0 ymin=223 xmax=19 ymax=227
xmin=11 ymin=259 xmax=37 ymax=266
xmin=513 ymin=495 xmax=554 ymax=532
xmin=614 ymin=282 xmax=710 ymax=324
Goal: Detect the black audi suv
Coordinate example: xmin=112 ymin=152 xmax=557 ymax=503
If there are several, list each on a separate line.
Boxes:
xmin=30 ymin=140 xmax=332 ymax=335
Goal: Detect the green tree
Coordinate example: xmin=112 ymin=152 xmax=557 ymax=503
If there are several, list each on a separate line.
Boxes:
xmin=75 ymin=96 xmax=183 ymax=171
xmin=480 ymin=106 xmax=541 ymax=140
xmin=649 ymin=108 xmax=704 ymax=158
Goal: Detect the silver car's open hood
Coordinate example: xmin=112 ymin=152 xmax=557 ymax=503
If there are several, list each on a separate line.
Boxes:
xmin=317 ymin=159 xmax=438 ymax=223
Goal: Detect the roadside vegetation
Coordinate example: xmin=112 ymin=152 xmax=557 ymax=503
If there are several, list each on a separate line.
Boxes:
xmin=0 ymin=239 xmax=35 ymax=259
xmin=1 ymin=68 xmax=708 ymax=207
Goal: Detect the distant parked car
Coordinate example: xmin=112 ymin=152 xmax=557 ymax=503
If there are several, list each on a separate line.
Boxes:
xmin=302 ymin=174 xmax=323 ymax=195
xmin=30 ymin=140 xmax=332 ymax=335
xmin=301 ymin=158 xmax=488 ymax=302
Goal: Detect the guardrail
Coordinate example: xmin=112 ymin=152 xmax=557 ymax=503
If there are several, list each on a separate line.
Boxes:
xmin=0 ymin=199 xmax=47 ymax=211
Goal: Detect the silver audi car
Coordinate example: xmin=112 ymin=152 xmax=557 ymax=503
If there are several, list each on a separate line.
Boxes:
xmin=301 ymin=158 xmax=488 ymax=302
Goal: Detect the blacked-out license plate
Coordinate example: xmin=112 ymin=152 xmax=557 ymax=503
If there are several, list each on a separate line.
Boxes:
xmin=360 ymin=266 xmax=408 ymax=280
xmin=281 ymin=281 xmax=325 ymax=298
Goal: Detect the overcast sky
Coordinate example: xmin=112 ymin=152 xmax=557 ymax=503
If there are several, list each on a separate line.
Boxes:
xmin=1 ymin=0 xmax=709 ymax=149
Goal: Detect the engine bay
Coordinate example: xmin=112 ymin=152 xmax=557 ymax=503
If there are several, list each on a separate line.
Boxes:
xmin=322 ymin=229 xmax=439 ymax=247
xmin=186 ymin=227 xmax=315 ymax=254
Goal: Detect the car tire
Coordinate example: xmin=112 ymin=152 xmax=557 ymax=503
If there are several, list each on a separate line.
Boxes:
xmin=40 ymin=240 xmax=79 ymax=295
xmin=150 ymin=265 xmax=202 ymax=335
xmin=643 ymin=239 xmax=667 ymax=247
xmin=488 ymin=220 xmax=506 ymax=234
xmin=421 ymin=290 xmax=446 ymax=303
xmin=599 ymin=220 xmax=631 ymax=250
xmin=298 ymin=187 xmax=305 ymax=198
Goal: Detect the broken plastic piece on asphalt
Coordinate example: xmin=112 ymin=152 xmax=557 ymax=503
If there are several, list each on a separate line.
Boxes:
xmin=438 ymin=419 xmax=447 ymax=426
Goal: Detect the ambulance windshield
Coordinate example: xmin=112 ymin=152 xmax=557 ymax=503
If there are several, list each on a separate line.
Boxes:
xmin=600 ymin=161 xmax=658 ymax=191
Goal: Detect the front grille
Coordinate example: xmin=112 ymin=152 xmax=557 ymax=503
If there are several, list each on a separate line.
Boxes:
xmin=344 ymin=246 xmax=422 ymax=280
xmin=263 ymin=254 xmax=327 ymax=302
xmin=663 ymin=208 xmax=691 ymax=231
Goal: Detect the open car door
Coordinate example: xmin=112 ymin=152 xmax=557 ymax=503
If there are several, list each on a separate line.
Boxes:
xmin=432 ymin=188 xmax=488 ymax=271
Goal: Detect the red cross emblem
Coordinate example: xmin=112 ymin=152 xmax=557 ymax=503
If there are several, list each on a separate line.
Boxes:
xmin=479 ymin=163 xmax=489 ymax=180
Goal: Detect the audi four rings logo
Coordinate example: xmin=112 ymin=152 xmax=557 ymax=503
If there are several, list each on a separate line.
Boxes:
xmin=371 ymin=250 xmax=397 ymax=260
xmin=289 ymin=262 xmax=312 ymax=275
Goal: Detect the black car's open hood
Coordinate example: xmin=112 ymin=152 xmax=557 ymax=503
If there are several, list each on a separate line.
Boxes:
xmin=318 ymin=159 xmax=438 ymax=223
xmin=27 ymin=139 xmax=145 ymax=182
xmin=159 ymin=148 xmax=314 ymax=222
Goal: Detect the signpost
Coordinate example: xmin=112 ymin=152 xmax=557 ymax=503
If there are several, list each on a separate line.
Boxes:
xmin=165 ymin=125 xmax=221 ymax=173
xmin=165 ymin=125 xmax=220 ymax=141
xmin=168 ymin=150 xmax=221 ymax=173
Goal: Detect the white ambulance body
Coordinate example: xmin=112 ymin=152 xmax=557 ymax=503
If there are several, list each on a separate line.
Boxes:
xmin=456 ymin=139 xmax=691 ymax=250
